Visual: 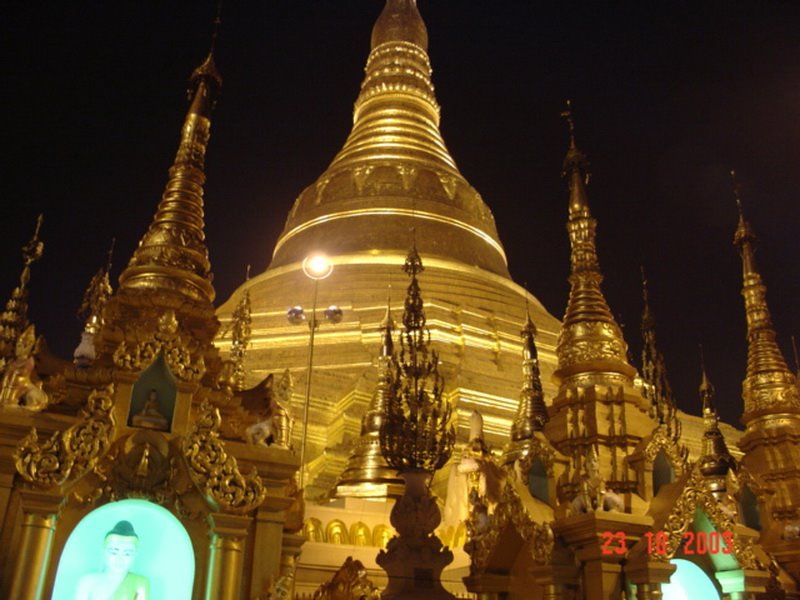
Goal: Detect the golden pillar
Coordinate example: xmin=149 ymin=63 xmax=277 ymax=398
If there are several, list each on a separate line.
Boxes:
xmin=205 ymin=512 xmax=251 ymax=600
xmin=8 ymin=489 xmax=63 ymax=600
xmin=626 ymin=559 xmax=674 ymax=600
xmin=248 ymin=500 xmax=289 ymax=594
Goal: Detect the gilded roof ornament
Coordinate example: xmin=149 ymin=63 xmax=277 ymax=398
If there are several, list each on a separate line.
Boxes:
xmin=77 ymin=240 xmax=114 ymax=337
xmin=511 ymin=311 xmax=548 ymax=441
xmin=554 ymin=101 xmax=634 ymax=382
xmin=732 ymin=172 xmax=800 ymax=420
xmin=379 ymin=246 xmax=455 ymax=473
xmin=0 ymin=215 xmax=44 ymax=365
xmin=118 ymin=40 xmax=222 ymax=305
xmin=639 ymin=270 xmax=680 ymax=439
xmin=697 ymin=359 xmax=736 ymax=479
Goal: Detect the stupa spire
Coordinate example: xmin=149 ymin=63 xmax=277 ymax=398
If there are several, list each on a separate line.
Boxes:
xmin=0 ymin=215 xmax=44 ymax=364
xmin=335 ymin=296 xmax=405 ymax=498
xmin=511 ymin=311 xmax=549 ymax=441
xmin=555 ymin=101 xmax=634 ymax=382
xmin=270 ymin=0 xmax=508 ymax=276
xmin=731 ymin=172 xmax=800 ymax=421
xmin=639 ymin=269 xmax=679 ymax=437
xmin=697 ymin=356 xmax=736 ymax=479
xmin=117 ymin=31 xmax=222 ymax=306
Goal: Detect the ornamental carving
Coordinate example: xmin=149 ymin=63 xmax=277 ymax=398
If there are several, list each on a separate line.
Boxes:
xmin=312 ymin=556 xmax=381 ymax=600
xmin=659 ymin=467 xmax=761 ymax=570
xmin=515 ymin=436 xmax=557 ymax=479
xmin=113 ymin=310 xmax=205 ymax=382
xmin=14 ymin=384 xmax=116 ymax=487
xmin=182 ymin=399 xmax=266 ymax=514
xmin=639 ymin=425 xmax=689 ymax=475
xmin=466 ymin=481 xmax=554 ymax=575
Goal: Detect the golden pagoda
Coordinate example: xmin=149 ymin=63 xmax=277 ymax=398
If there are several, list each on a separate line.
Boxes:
xmin=215 ymin=0 xmax=562 ymax=506
xmin=1 ymin=1 xmax=799 ymax=599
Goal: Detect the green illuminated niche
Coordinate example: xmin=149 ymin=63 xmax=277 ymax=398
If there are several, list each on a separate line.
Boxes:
xmin=52 ymin=499 xmax=194 ymax=600
xmin=662 ymin=559 xmax=721 ymax=600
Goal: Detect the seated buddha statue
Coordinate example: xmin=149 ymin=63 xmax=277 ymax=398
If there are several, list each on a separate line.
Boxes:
xmin=131 ymin=389 xmax=168 ymax=431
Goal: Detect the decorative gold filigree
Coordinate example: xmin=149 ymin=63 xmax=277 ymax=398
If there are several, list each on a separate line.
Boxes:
xmin=14 ymin=384 xmax=116 ymax=487
xmin=659 ymin=467 xmax=762 ymax=569
xmin=465 ymin=480 xmax=554 ymax=575
xmin=639 ymin=425 xmax=688 ymax=476
xmin=113 ymin=309 xmax=205 ymax=381
xmin=379 ymin=247 xmax=455 ymax=473
xmin=182 ymin=399 xmax=266 ymax=514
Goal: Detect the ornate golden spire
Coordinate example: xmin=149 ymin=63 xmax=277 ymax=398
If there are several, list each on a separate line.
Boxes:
xmin=270 ymin=0 xmax=508 ymax=276
xmin=640 ymin=269 xmax=680 ymax=437
xmin=336 ymin=297 xmax=405 ymax=497
xmin=511 ymin=311 xmax=548 ymax=441
xmin=732 ymin=173 xmax=800 ymax=421
xmin=697 ymin=358 xmax=736 ymax=478
xmin=0 ymin=215 xmax=44 ymax=364
xmin=117 ymin=41 xmax=222 ymax=305
xmin=554 ymin=101 xmax=634 ymax=382
xmin=77 ymin=239 xmax=114 ymax=336
xmin=379 ymin=246 xmax=455 ymax=473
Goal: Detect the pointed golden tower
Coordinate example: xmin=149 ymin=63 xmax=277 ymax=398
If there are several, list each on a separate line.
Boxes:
xmin=99 ymin=47 xmax=223 ymax=356
xmin=334 ymin=298 xmax=405 ymax=498
xmin=544 ymin=102 xmax=654 ymax=498
xmin=732 ymin=181 xmax=800 ymax=548
xmin=554 ymin=103 xmax=634 ymax=384
xmin=504 ymin=311 xmax=549 ymax=463
xmin=117 ymin=51 xmax=220 ymax=307
xmin=217 ymin=0 xmax=561 ymax=499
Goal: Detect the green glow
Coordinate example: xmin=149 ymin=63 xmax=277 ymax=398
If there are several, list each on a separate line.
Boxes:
xmin=52 ymin=499 xmax=194 ymax=600
xmin=662 ymin=559 xmax=720 ymax=600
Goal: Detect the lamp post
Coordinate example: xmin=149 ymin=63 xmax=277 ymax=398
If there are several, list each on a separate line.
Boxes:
xmin=288 ymin=253 xmax=342 ymax=493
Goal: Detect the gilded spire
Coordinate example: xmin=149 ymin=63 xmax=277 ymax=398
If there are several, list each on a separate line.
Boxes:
xmin=511 ymin=312 xmax=548 ymax=441
xmin=732 ymin=172 xmax=800 ymax=420
xmin=77 ymin=239 xmax=114 ymax=336
xmin=697 ymin=358 xmax=736 ymax=478
xmin=555 ymin=101 xmax=633 ymax=381
xmin=270 ymin=0 xmax=508 ymax=277
xmin=639 ymin=269 xmax=679 ymax=437
xmin=0 ymin=215 xmax=44 ymax=364
xmin=117 ymin=38 xmax=222 ymax=305
xmin=379 ymin=246 xmax=455 ymax=473
xmin=336 ymin=297 xmax=405 ymax=497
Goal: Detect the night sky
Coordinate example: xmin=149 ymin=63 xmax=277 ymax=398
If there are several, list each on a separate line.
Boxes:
xmin=3 ymin=2 xmax=799 ymax=428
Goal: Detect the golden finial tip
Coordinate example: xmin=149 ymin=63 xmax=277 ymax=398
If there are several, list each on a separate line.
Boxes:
xmin=371 ymin=0 xmax=428 ymax=51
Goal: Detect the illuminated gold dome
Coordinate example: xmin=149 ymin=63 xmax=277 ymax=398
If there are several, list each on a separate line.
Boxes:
xmin=216 ymin=0 xmax=560 ymax=501
xmin=270 ymin=0 xmax=508 ymax=276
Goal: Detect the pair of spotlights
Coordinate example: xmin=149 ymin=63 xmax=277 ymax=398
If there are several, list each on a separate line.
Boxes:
xmin=287 ymin=305 xmax=343 ymax=325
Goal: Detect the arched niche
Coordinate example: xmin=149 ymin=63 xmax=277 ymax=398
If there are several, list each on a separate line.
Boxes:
xmin=740 ymin=485 xmax=761 ymax=531
xmin=662 ymin=558 xmax=720 ymax=599
xmin=652 ymin=450 xmax=675 ymax=496
xmin=527 ymin=457 xmax=549 ymax=504
xmin=52 ymin=498 xmax=195 ymax=600
xmin=128 ymin=353 xmax=177 ymax=431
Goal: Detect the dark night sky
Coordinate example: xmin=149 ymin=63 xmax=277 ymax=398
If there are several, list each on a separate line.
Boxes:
xmin=2 ymin=1 xmax=799 ymax=428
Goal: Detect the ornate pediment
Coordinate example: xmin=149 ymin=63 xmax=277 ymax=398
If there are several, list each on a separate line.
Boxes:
xmin=14 ymin=384 xmax=115 ymax=488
